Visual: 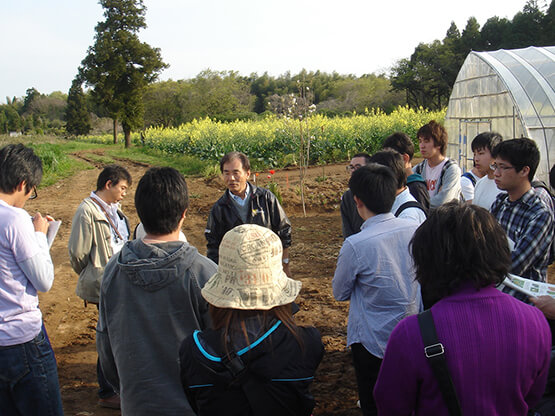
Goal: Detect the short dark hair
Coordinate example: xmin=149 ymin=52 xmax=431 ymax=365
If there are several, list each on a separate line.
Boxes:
xmin=471 ymin=132 xmax=503 ymax=153
xmin=369 ymin=149 xmax=406 ymax=189
xmin=96 ymin=164 xmax=132 ymax=191
xmin=135 ymin=167 xmax=189 ymax=235
xmin=411 ymin=202 xmax=511 ymax=303
xmin=220 ymin=151 xmax=250 ymax=173
xmin=352 ymin=152 xmax=371 ymax=164
xmin=348 ymin=164 xmax=397 ymax=214
xmin=0 ymin=144 xmax=43 ymax=194
xmin=550 ymin=164 xmax=555 ymax=190
xmin=491 ymin=138 xmax=540 ymax=182
xmin=382 ymin=132 xmax=415 ymax=160
xmin=417 ymin=120 xmax=448 ymax=155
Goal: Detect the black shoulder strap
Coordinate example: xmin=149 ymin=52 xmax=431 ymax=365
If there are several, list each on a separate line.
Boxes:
xmin=462 ymin=171 xmax=477 ymax=187
xmin=414 ymin=161 xmax=423 ymax=175
xmin=395 ymin=201 xmax=426 ymax=217
xmin=417 ymin=310 xmax=462 ymax=416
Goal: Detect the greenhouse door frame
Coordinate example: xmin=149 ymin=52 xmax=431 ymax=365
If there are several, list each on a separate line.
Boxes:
xmin=457 ymin=119 xmax=493 ymax=172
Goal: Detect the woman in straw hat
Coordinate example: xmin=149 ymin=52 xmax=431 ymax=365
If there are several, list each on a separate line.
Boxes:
xmin=179 ymin=224 xmax=324 ymax=416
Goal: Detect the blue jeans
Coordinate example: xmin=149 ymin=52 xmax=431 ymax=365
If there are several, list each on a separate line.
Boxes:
xmin=0 ymin=327 xmax=64 ymax=416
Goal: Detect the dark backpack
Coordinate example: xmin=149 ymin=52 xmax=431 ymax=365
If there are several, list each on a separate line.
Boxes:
xmin=395 ymin=201 xmax=427 ymax=218
xmin=532 ymin=180 xmax=555 ymax=265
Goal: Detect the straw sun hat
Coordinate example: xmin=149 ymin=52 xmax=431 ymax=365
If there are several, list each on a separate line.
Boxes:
xmin=201 ymin=224 xmax=302 ymax=310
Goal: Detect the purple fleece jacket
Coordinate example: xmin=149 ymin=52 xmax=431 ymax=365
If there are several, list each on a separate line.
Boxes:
xmin=374 ymin=284 xmax=551 ymax=416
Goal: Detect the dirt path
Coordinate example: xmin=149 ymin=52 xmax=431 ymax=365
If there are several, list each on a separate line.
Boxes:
xmin=30 ymin=155 xmax=555 ymax=415
xmin=27 ymin=157 xmax=361 ymax=416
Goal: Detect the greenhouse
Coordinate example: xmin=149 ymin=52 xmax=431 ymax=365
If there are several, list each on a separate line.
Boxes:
xmin=444 ymin=46 xmax=555 ymax=184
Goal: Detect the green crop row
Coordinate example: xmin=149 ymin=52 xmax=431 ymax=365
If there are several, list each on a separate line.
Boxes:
xmin=77 ymin=106 xmax=445 ymax=169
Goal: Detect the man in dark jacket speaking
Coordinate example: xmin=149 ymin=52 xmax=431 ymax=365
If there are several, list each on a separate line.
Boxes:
xmin=205 ymin=151 xmax=292 ymax=276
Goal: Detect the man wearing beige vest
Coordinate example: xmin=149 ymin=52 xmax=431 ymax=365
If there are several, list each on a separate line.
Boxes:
xmin=68 ymin=164 xmax=131 ymax=409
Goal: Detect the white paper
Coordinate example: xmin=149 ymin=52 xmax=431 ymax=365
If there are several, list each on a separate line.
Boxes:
xmin=500 ymin=273 xmax=555 ymax=299
xmin=46 ymin=220 xmax=61 ymax=248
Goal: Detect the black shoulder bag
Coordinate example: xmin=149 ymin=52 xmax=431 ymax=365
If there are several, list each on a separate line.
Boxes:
xmin=417 ymin=309 xmax=463 ymax=416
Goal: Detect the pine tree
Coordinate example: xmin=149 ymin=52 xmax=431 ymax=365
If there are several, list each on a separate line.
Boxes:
xmin=65 ymin=78 xmax=92 ymax=136
xmin=79 ymin=0 xmax=167 ymax=147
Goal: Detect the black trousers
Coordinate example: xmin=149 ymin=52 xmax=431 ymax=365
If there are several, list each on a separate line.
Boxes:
xmin=351 ymin=343 xmax=383 ymax=416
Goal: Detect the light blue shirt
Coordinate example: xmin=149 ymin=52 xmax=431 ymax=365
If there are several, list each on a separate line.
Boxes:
xmin=332 ymin=213 xmax=422 ymax=358
xmin=229 ymin=184 xmax=251 ymax=207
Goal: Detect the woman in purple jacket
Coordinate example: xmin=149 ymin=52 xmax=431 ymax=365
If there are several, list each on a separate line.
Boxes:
xmin=374 ymin=202 xmax=551 ymax=415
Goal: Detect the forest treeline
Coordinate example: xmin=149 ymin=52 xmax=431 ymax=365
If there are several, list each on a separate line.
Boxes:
xmin=1 ymin=0 xmax=553 ymax=136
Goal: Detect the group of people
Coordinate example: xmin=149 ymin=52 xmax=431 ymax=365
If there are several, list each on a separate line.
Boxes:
xmin=337 ymin=121 xmax=554 ymax=415
xmin=0 ymin=116 xmax=554 ymax=416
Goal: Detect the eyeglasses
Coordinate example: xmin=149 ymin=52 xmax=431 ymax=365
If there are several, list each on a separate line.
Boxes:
xmin=489 ymin=163 xmax=515 ymax=172
xmin=346 ymin=164 xmax=363 ymax=172
xmin=28 ymin=187 xmax=37 ymax=200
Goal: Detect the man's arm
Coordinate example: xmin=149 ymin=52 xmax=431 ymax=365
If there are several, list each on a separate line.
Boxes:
xmin=511 ymin=209 xmax=553 ymax=279
xmin=96 ymin=260 xmax=120 ymax=392
xmin=332 ymin=241 xmax=357 ymax=301
xmin=430 ymin=162 xmax=461 ymax=208
xmin=530 ymin=296 xmax=555 ymax=320
xmin=19 ymin=233 xmax=54 ymax=292
xmin=190 ymin=257 xmax=217 ymax=330
xmin=68 ymin=207 xmax=94 ymax=274
xmin=17 ymin=213 xmax=54 ymax=292
xmin=268 ymin=192 xmax=292 ymax=249
xmin=205 ymin=206 xmax=223 ymax=264
xmin=340 ymin=191 xmax=356 ymax=239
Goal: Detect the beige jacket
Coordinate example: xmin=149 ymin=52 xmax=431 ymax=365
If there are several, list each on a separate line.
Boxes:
xmin=68 ymin=197 xmax=129 ymax=303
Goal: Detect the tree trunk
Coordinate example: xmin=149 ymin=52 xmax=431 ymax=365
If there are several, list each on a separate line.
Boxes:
xmin=112 ymin=118 xmax=118 ymax=144
xmin=122 ymin=121 xmax=132 ymax=149
xmin=124 ymin=129 xmax=131 ymax=149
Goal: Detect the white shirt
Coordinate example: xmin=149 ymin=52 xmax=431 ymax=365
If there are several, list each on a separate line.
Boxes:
xmin=424 ymin=159 xmax=447 ymax=199
xmin=473 ymin=176 xmax=505 ymax=210
xmin=460 ymin=171 xmax=481 ymax=202
xmin=0 ymin=199 xmax=54 ymax=345
xmin=90 ymin=192 xmax=129 ymax=254
xmin=391 ymin=188 xmax=427 ymax=225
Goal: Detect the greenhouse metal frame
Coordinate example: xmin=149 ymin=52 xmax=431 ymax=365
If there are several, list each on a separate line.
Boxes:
xmin=444 ymin=46 xmax=555 ymax=184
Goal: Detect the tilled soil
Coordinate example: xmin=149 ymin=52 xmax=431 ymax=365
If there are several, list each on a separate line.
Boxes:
xmin=29 ymin=153 xmax=555 ymax=415
xmin=27 ymin=155 xmax=361 ymax=416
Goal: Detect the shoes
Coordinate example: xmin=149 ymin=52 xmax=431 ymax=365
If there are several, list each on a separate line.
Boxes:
xmin=98 ymin=394 xmax=121 ymax=409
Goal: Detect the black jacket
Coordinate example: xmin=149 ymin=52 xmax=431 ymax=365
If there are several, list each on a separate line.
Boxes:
xmin=205 ymin=183 xmax=292 ymax=263
xmin=340 ymin=188 xmax=363 ymax=239
xmin=407 ymin=173 xmax=430 ymax=214
xmin=179 ymin=319 xmax=324 ymax=416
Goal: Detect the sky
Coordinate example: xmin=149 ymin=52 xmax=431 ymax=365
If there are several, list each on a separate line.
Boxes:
xmin=0 ymin=0 xmax=533 ymax=100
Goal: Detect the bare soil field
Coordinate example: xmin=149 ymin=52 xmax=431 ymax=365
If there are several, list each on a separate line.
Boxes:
xmin=27 ymin=152 xmax=555 ymax=415
xmin=27 ymin=154 xmax=360 ymax=416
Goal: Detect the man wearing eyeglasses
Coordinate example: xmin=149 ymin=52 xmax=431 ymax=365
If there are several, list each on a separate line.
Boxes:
xmin=340 ymin=153 xmax=370 ymax=239
xmin=490 ymin=138 xmax=553 ymax=283
xmin=0 ymin=144 xmax=63 ymax=415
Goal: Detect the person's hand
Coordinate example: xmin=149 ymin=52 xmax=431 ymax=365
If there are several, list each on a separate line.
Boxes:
xmin=32 ymin=212 xmax=49 ymax=234
xmin=282 ymin=262 xmax=292 ymax=278
xmin=530 ymin=296 xmax=555 ymax=320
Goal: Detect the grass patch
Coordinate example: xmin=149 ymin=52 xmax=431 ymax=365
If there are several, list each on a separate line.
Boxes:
xmin=82 ymin=152 xmax=115 ymax=165
xmin=106 ymin=146 xmax=211 ymax=176
xmin=0 ymin=135 xmax=213 ymax=185
xmin=0 ymin=135 xmax=110 ymax=187
xmin=28 ymin=143 xmax=93 ymax=187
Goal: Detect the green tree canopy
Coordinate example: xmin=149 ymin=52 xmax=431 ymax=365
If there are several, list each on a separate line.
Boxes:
xmin=65 ymin=78 xmax=92 ymax=136
xmin=390 ymin=0 xmax=554 ymax=110
xmin=79 ymin=0 xmax=167 ymax=147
